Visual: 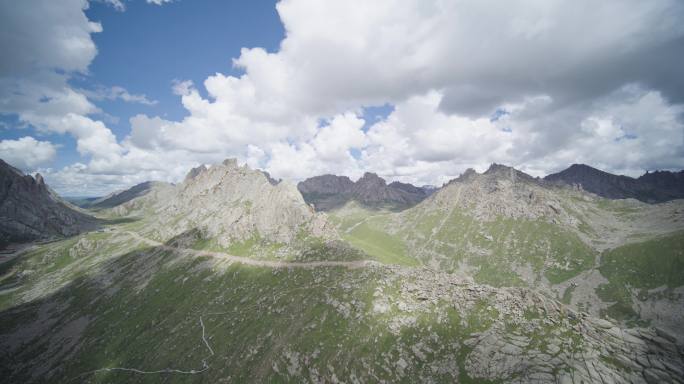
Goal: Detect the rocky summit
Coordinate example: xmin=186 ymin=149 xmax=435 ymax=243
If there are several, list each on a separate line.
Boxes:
xmin=108 ymin=158 xmax=335 ymax=248
xmin=298 ymin=172 xmax=432 ymax=211
xmin=546 ymin=163 xmax=684 ymax=203
xmin=0 ymin=159 xmax=97 ymax=247
xmin=1 ymin=159 xmax=683 ymax=384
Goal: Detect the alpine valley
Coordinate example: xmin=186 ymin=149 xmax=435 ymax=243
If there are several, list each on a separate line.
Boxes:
xmin=1 ymin=158 xmax=684 ymax=384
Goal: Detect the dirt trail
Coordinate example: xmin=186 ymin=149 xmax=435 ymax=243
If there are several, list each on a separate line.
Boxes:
xmin=123 ymin=231 xmax=376 ymax=269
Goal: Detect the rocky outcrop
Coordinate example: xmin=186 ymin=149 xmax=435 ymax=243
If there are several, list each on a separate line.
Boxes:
xmin=428 ymin=163 xmax=573 ymax=223
xmin=545 ymin=163 xmax=684 ymax=203
xmin=298 ymin=173 xmax=432 ymax=211
xmin=0 ymin=159 xmax=97 ymax=246
xmin=183 ymin=164 xmax=207 ymax=183
xmin=110 ymin=159 xmax=335 ymax=246
xmin=379 ymin=267 xmax=684 ymax=384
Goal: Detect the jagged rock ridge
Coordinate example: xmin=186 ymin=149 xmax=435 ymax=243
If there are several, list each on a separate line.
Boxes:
xmin=0 ymin=159 xmax=97 ymax=246
xmin=432 ymin=163 xmax=570 ymax=223
xmin=545 ymin=163 xmax=684 ymax=203
xmin=110 ymin=158 xmax=334 ymax=246
xmin=298 ymin=172 xmax=432 ymax=211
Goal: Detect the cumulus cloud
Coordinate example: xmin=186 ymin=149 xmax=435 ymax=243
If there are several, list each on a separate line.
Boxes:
xmin=247 ymin=0 xmax=684 ymax=116
xmin=0 ymin=137 xmax=57 ymax=170
xmin=0 ymin=0 xmax=155 ymax=190
xmin=100 ymin=0 xmax=125 ymax=11
xmin=2 ymin=0 xmax=683 ymax=195
xmin=0 ymin=0 xmax=123 ymax=165
xmin=266 ymin=113 xmax=367 ymax=180
xmin=120 ymin=0 xmax=683 ymax=187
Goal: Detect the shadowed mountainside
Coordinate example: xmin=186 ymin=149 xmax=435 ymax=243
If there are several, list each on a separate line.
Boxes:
xmin=0 ymin=159 xmax=98 ymax=247
xmin=545 ymin=163 xmax=684 ymax=203
xmin=298 ymin=172 xmax=433 ymax=211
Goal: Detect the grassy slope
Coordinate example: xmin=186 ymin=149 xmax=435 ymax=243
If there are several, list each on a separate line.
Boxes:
xmin=403 ymin=209 xmax=595 ymax=286
xmin=0 ymin=225 xmax=550 ymax=384
xmin=328 ymin=206 xmax=419 ymax=266
xmin=329 ymin=204 xmax=595 ymax=287
xmin=596 ymin=231 xmax=684 ymax=323
xmin=3 ymin=199 xmax=680 ymax=382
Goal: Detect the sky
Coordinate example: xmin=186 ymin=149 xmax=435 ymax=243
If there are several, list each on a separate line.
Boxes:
xmin=0 ymin=0 xmax=683 ymax=196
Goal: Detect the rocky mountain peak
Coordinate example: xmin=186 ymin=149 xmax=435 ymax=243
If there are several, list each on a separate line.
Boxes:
xmin=34 ymin=173 xmax=45 ymax=186
xmin=447 ymin=168 xmax=478 ymax=184
xmin=484 ymin=163 xmax=536 ymax=183
xmin=358 ymin=172 xmax=386 ymax=186
xmin=261 ymin=171 xmax=281 ymax=186
xmin=184 ymin=164 xmax=207 ymax=182
xmin=429 ymin=163 xmax=568 ymax=222
xmin=545 ymin=164 xmax=684 ymax=203
xmin=222 ymin=158 xmax=239 ymax=168
xmin=297 ymin=175 xmax=355 ymax=199
xmin=0 ymin=159 xmax=97 ymax=246
xmin=485 ymin=163 xmax=513 ymax=173
xmin=462 ymin=168 xmax=477 ymax=177
xmin=298 ymin=172 xmax=430 ymax=211
xmin=110 ymin=160 xmax=335 ymax=246
xmin=568 ymin=163 xmax=596 ymax=171
xmin=0 ymin=159 xmax=23 ymax=177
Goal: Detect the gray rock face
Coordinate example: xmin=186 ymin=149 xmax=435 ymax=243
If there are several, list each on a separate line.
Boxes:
xmin=374 ymin=267 xmax=684 ymax=384
xmin=430 ymin=163 xmax=573 ymax=223
xmin=298 ymin=173 xmax=432 ymax=211
xmin=183 ymin=164 xmax=207 ymax=183
xmin=0 ymin=159 xmax=97 ymax=246
xmin=545 ymin=163 xmax=684 ymax=203
xmin=109 ymin=159 xmax=335 ymax=246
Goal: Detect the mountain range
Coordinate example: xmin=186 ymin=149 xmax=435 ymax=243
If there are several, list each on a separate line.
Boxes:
xmin=545 ymin=163 xmax=684 ymax=203
xmin=297 ymin=172 xmax=434 ymax=211
xmin=1 ymin=158 xmax=683 ymax=383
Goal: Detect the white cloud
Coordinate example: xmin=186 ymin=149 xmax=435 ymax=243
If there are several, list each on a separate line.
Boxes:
xmin=2 ymin=0 xmax=684 ymax=195
xmin=266 ymin=113 xmax=367 ymax=180
xmin=250 ymin=0 xmax=684 ymax=116
xmin=0 ymin=0 xmax=122 ymax=165
xmin=100 ymin=0 xmax=175 ymax=10
xmin=101 ymin=0 xmax=125 ymax=11
xmin=82 ymin=85 xmax=158 ymax=105
xmin=0 ymin=137 xmax=57 ymax=170
xmin=147 ymin=0 xmax=173 ymax=5
xmin=112 ymin=0 xmax=683 ymax=193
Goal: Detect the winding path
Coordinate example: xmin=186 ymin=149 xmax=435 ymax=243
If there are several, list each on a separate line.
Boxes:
xmin=123 ymin=231 xmax=377 ymax=269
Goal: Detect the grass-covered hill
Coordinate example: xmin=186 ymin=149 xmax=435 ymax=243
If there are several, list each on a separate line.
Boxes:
xmin=327 ymin=165 xmax=684 ymax=336
xmin=1 ymin=223 xmax=683 ymax=383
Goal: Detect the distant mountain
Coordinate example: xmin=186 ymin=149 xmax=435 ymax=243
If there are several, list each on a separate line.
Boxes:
xmin=63 ymin=196 xmax=100 ymax=207
xmin=108 ymin=158 xmax=334 ymax=247
xmin=0 ymin=159 xmax=97 ymax=246
xmin=431 ymin=163 xmax=569 ymax=222
xmin=87 ymin=181 xmax=173 ymax=209
xmin=545 ymin=163 xmax=684 ymax=203
xmin=298 ymin=172 xmax=432 ymax=211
